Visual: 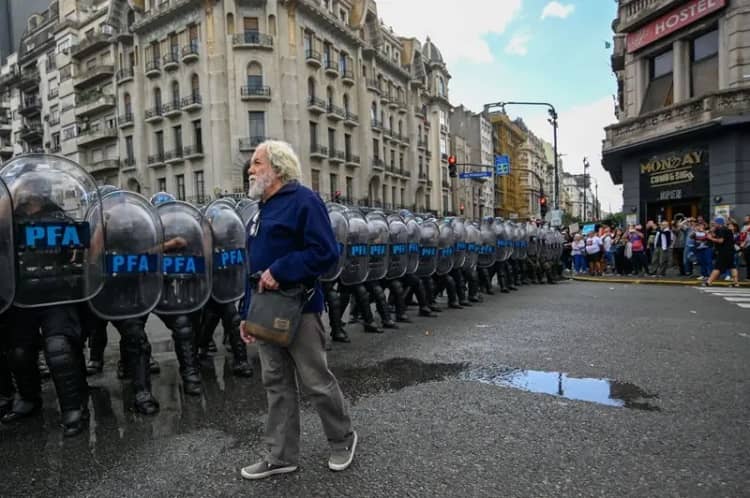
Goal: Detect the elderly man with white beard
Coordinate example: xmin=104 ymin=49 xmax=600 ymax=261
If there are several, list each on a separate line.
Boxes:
xmin=238 ymin=140 xmax=357 ymax=480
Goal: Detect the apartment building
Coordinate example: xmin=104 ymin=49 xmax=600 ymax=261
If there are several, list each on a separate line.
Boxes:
xmin=603 ymin=0 xmax=750 ymax=222
xmin=0 ymin=0 xmax=455 ymax=214
xmin=487 ymin=111 xmax=527 ymax=219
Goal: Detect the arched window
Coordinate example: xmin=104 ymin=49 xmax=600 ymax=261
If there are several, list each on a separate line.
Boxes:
xmin=190 ymin=74 xmax=199 ymax=98
xmin=437 ymin=76 xmax=446 ymax=97
xmin=171 ymin=80 xmax=180 ymax=106
xmin=268 ymin=14 xmax=277 ymax=36
xmin=307 ymin=77 xmax=316 ymax=99
xmin=246 ymin=61 xmax=263 ymax=88
xmin=376 ymin=74 xmax=382 ymax=91
xmin=343 ymin=94 xmax=350 ymax=113
xmin=326 ymin=86 xmax=334 ymax=107
xmin=123 ymin=93 xmax=131 ymax=115
xmin=226 ymin=13 xmax=235 ymax=35
xmin=153 ymin=87 xmax=161 ymax=109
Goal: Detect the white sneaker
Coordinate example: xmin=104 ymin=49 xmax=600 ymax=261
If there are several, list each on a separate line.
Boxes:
xmin=724 ymin=275 xmax=732 ymax=281
xmin=240 ymin=460 xmax=298 ymax=480
xmin=696 ymin=276 xmax=705 ymax=280
xmin=328 ymin=431 xmax=358 ymax=471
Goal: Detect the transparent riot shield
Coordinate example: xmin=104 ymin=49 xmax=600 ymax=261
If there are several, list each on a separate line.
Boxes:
xmin=478 ymin=217 xmax=496 ymax=269
xmin=415 ymin=218 xmax=439 ymax=277
xmin=0 ymin=154 xmax=105 ymax=307
xmin=464 ymin=222 xmax=481 ymax=270
xmin=237 ymin=199 xmax=260 ymax=229
xmin=451 ymin=217 xmax=467 ymax=269
xmin=366 ymin=211 xmax=390 ymax=281
xmin=0 ymin=178 xmax=14 ymax=313
xmin=435 ymin=219 xmax=455 ymax=276
xmin=89 ymin=191 xmax=163 ymax=320
xmin=205 ymin=200 xmax=246 ymax=303
xmin=154 ymin=201 xmax=212 ymax=315
xmin=340 ymin=209 xmax=370 ymax=286
xmin=386 ymin=214 xmax=408 ymax=279
xmin=404 ymin=216 xmax=421 ymax=275
xmin=322 ymin=204 xmax=348 ymax=282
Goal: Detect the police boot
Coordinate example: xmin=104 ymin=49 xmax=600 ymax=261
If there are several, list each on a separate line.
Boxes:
xmin=128 ymin=344 xmax=160 ymax=416
xmin=354 ymin=285 xmax=382 ymax=333
xmin=1 ymin=346 xmax=42 ymax=423
xmin=453 ymin=271 xmax=470 ymax=307
xmin=372 ymin=284 xmax=397 ymax=329
xmin=86 ymin=324 xmax=107 ymax=376
xmin=326 ymin=286 xmax=350 ymax=343
xmin=197 ymin=305 xmax=220 ymax=360
xmin=444 ymin=275 xmax=462 ymax=309
xmin=171 ymin=316 xmax=202 ymax=396
xmin=410 ymin=278 xmax=435 ymax=317
xmin=0 ymin=349 xmax=14 ymax=417
xmin=45 ymin=336 xmax=89 ymax=437
xmin=478 ymin=268 xmax=493 ymax=295
xmin=223 ymin=308 xmax=253 ymax=378
xmin=38 ymin=349 xmax=51 ymax=380
xmin=390 ymin=280 xmax=411 ymax=323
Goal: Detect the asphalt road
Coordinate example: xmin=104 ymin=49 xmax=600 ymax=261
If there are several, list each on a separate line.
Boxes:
xmin=1 ymin=281 xmax=748 ymax=497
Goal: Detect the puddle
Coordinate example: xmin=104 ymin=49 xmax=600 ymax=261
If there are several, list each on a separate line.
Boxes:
xmin=462 ymin=367 xmax=660 ymax=411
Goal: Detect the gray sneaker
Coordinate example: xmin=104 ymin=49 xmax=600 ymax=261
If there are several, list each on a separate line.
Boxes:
xmin=328 ymin=430 xmax=358 ymax=471
xmin=240 ymin=460 xmax=298 ymax=480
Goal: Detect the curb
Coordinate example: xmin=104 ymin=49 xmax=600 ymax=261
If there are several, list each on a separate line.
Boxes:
xmin=571 ymin=275 xmax=750 ymax=287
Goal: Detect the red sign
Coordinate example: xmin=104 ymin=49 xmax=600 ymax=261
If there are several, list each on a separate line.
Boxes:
xmin=626 ymin=0 xmax=725 ymax=53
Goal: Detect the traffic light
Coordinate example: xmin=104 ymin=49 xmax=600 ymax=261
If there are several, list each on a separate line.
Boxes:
xmin=539 ymin=195 xmax=548 ymax=217
xmin=448 ymin=155 xmax=457 ymax=177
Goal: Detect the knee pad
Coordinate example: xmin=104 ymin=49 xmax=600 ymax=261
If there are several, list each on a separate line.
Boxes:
xmin=44 ymin=335 xmax=76 ymax=371
xmin=171 ymin=315 xmax=194 ymax=342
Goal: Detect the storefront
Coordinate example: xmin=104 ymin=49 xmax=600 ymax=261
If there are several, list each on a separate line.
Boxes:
xmin=639 ymin=148 xmax=709 ymax=222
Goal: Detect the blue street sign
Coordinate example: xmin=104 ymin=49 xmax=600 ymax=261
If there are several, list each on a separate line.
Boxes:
xmin=459 ymin=171 xmax=493 ymax=179
xmin=494 ymin=154 xmax=510 ymax=176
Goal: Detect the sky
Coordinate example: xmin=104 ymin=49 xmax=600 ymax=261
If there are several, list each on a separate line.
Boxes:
xmin=377 ymin=0 xmax=623 ymax=214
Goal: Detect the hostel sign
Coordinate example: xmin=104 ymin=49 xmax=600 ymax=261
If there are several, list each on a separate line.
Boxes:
xmin=639 ymin=149 xmax=708 ymax=202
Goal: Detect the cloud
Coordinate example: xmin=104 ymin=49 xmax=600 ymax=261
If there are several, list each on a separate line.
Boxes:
xmin=376 ymin=0 xmax=522 ymax=64
xmin=541 ymin=1 xmax=575 ymax=19
xmin=505 ymin=32 xmax=531 ymax=56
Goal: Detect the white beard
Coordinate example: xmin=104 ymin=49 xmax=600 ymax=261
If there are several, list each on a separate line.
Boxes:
xmin=248 ymin=173 xmax=271 ymax=200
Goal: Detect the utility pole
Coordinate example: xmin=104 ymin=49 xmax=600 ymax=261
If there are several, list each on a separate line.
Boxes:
xmin=582 ymin=157 xmax=590 ymax=221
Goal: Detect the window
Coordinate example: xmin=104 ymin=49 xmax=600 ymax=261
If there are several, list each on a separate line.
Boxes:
xmin=437 ymin=76 xmax=446 ymax=97
xmin=641 ymin=49 xmax=673 ymax=114
xmin=344 ymin=133 xmax=352 ymax=158
xmin=310 ymin=121 xmax=318 ymax=146
xmin=125 ymin=135 xmax=134 ymax=162
xmin=370 ymin=102 xmax=377 ymax=121
xmin=243 ymin=17 xmax=259 ymax=33
xmin=390 ymin=149 xmax=395 ymax=168
xmin=188 ymin=24 xmax=199 ymax=43
xmin=155 ymin=131 xmax=164 ymax=156
xmin=51 ymin=132 xmax=60 ymax=150
xmin=382 ymin=185 xmax=387 ymax=204
xmin=248 ymin=111 xmax=265 ymax=139
xmin=440 ymin=136 xmax=447 ymax=155
xmin=123 ymin=93 xmax=132 ymax=115
xmin=173 ymin=125 xmax=182 ymax=151
xmin=171 ymin=80 xmax=180 ymax=106
xmin=373 ymin=138 xmax=380 ymax=159
xmin=323 ymin=42 xmax=332 ymax=68
xmin=194 ymin=171 xmax=205 ymax=201
xmin=169 ymin=32 xmax=178 ymax=57
xmin=158 ymin=177 xmax=167 ymax=192
xmin=391 ymin=186 xmax=396 ymax=206
xmin=328 ymin=128 xmax=335 ymax=153
xmin=311 ymin=170 xmax=320 ymax=192
xmin=154 ymin=87 xmax=162 ymax=109
xmin=191 ymin=74 xmax=199 ymax=98
xmin=439 ymin=110 xmax=447 ymax=127
xmin=339 ymin=9 xmax=348 ymax=23
xmin=304 ymin=32 xmax=314 ymax=55
xmin=399 ymin=153 xmax=404 ymax=170
xmin=330 ymin=173 xmax=338 ymax=196
xmin=691 ymin=29 xmax=719 ymax=97
xmin=193 ymin=119 xmax=202 ymax=152
xmin=419 ymin=156 xmax=423 ymax=175
xmin=176 ymin=175 xmax=185 ymax=201
xmin=247 ymin=61 xmax=263 ymax=88
xmin=326 ymin=86 xmax=334 ymax=107
xmin=308 ymin=77 xmax=316 ymax=98
xmin=343 ymin=94 xmax=350 ymax=113
xmin=339 ymin=52 xmax=347 ymax=73
xmin=346 ymin=176 xmax=353 ymax=199
xmin=400 ymin=188 xmax=405 ymax=206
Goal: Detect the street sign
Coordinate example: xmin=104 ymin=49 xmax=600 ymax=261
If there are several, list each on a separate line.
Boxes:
xmin=494 ymin=155 xmax=510 ymax=176
xmin=549 ymin=209 xmax=562 ymax=227
xmin=459 ymin=171 xmax=493 ymax=179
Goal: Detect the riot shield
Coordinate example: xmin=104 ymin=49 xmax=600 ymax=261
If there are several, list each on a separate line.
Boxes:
xmin=478 ymin=217 xmax=496 ymax=269
xmin=386 ymin=214 xmax=408 ymax=279
xmin=435 ymin=219 xmax=455 ymax=276
xmin=365 ymin=211 xmax=390 ymax=281
xmin=451 ymin=217 xmax=467 ymax=269
xmin=415 ymin=218 xmax=439 ymax=277
xmin=236 ymin=199 xmax=260 ymax=229
xmin=516 ymin=223 xmax=527 ymax=260
xmin=340 ymin=209 xmax=369 ymax=286
xmin=154 ymin=201 xmax=212 ymax=315
xmin=89 ymin=191 xmax=163 ymax=320
xmin=322 ymin=203 xmax=348 ymax=282
xmin=527 ymin=222 xmax=539 ymax=257
xmin=404 ymin=216 xmax=421 ymax=275
xmin=493 ymin=219 xmax=506 ymax=263
xmin=205 ymin=200 xmax=246 ymax=303
xmin=0 ymin=154 xmax=105 ymax=307
xmin=0 ymin=178 xmax=14 ymax=314
xmin=464 ymin=222 xmax=480 ymax=270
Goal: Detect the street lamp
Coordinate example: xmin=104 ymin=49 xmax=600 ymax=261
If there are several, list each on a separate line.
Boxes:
xmin=484 ymin=100 xmax=560 ymax=210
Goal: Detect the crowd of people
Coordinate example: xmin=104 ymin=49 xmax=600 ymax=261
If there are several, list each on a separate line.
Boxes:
xmin=562 ymin=215 xmax=749 ymax=286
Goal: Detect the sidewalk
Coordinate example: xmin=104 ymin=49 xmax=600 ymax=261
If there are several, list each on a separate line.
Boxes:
xmin=571 ymin=273 xmax=750 ymax=287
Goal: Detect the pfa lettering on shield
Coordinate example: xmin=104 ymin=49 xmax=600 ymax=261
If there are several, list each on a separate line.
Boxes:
xmin=21 ymin=222 xmax=91 ymax=249
xmin=214 ymin=248 xmax=245 ymax=269
xmin=106 ymin=254 xmax=159 ymax=274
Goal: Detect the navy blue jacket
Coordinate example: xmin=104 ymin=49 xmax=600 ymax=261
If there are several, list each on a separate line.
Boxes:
xmin=239 ymin=181 xmax=338 ymax=317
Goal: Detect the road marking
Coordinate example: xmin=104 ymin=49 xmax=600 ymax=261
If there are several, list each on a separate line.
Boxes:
xmin=695 ymin=287 xmax=750 ymax=310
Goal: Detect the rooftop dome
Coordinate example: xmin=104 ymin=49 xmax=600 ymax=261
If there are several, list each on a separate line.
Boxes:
xmin=422 ymin=36 xmax=444 ymax=64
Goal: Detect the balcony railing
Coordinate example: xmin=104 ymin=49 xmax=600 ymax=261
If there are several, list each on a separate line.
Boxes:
xmin=71 ymin=29 xmax=113 ymax=59
xmin=182 ymin=41 xmax=199 ymax=61
xmin=47 ymin=87 xmax=59 ymax=100
xmin=327 ymin=104 xmax=346 ymax=120
xmin=89 ymin=158 xmax=120 ymax=173
xmin=116 ymin=68 xmax=134 ymax=82
xmin=241 ymin=86 xmax=272 ymax=99
xmin=344 ymin=111 xmax=358 ymax=125
xmin=372 ymin=157 xmax=384 ymax=170
xmin=145 ymin=106 xmax=164 ymax=121
xmin=618 ymin=0 xmax=672 ymax=32
xmin=181 ymin=93 xmax=202 ymax=110
xmin=122 ymin=157 xmax=137 ymax=168
xmin=329 ymin=149 xmax=346 ymax=163
xmin=145 ymin=59 xmax=161 ymax=76
xmin=163 ymin=49 xmax=180 ymax=70
xmin=371 ymin=119 xmax=382 ymax=131
xmin=307 ymin=96 xmax=326 ymax=113
xmin=310 ymin=143 xmax=328 ymax=158
xmin=119 ymin=112 xmax=134 ymax=127
xmin=77 ymin=127 xmax=117 ymax=145
xmin=73 ymin=64 xmax=114 ymax=88
xmin=232 ymin=31 xmax=274 ymax=49
xmin=345 ymin=154 xmax=360 ymax=165
xmin=183 ymin=144 xmax=204 ymax=157
xmin=305 ymin=49 xmax=322 ymax=67
xmin=20 ymin=97 xmax=42 ymax=115
xmin=164 ymin=148 xmax=185 ymax=162
xmin=366 ymin=79 xmax=381 ymax=93
xmin=148 ymin=152 xmax=165 ymax=165
xmin=341 ymin=69 xmax=354 ymax=84
xmin=239 ymin=136 xmax=267 ymax=151
xmin=324 ymin=60 xmax=339 ymax=76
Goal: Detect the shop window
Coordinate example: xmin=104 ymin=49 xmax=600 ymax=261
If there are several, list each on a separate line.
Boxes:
xmin=641 ymin=49 xmax=673 ymax=114
xmin=690 ymin=29 xmax=718 ymax=98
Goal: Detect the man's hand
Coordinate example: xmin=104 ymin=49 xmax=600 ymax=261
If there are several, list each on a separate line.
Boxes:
xmin=257 ymin=269 xmax=279 ymax=293
xmin=239 ymin=321 xmax=256 ymax=344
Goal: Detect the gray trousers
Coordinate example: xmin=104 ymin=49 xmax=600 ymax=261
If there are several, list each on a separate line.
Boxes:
xmin=257 ymin=313 xmax=352 ymax=466
xmin=652 ymin=247 xmax=670 ymax=275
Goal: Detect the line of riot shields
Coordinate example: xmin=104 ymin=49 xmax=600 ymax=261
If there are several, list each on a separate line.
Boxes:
xmin=0 ymin=154 xmax=566 ymax=436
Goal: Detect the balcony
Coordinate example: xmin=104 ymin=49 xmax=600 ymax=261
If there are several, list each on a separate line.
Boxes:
xmin=181 ymin=93 xmax=202 ymax=111
xmin=396 ymin=100 xmax=407 ymax=114
xmin=417 ymin=139 xmax=427 ymax=150
xmin=603 ymin=88 xmax=750 ymax=180
xmin=324 ymin=60 xmax=339 ymax=78
xmin=182 ymin=42 xmax=199 ymax=63
xmin=47 ymin=87 xmax=59 ymax=100
xmin=341 ymin=69 xmax=354 ymax=86
xmin=144 ymin=106 xmax=164 ymax=123
xmin=0 ymin=66 xmax=20 ymax=87
xmin=232 ymin=31 xmax=274 ymax=50
xmin=380 ymin=94 xmax=391 ymax=107
xmin=366 ymin=79 xmax=381 ymax=94
xmin=344 ymin=111 xmax=358 ymax=127
xmin=326 ymin=104 xmax=345 ymax=121
xmin=19 ymin=125 xmax=43 ymax=142
xmin=241 ymin=86 xmax=272 ymax=101
xmin=116 ymin=68 xmax=134 ymax=83
xmin=239 ymin=136 xmax=267 ymax=152
xmin=119 ymin=112 xmax=134 ymax=128
xmin=388 ymin=98 xmax=399 ymax=110
xmin=372 ymin=157 xmax=384 ymax=171
xmin=77 ymin=127 xmax=117 ymax=147
xmin=418 ymin=172 xmax=428 ymax=183
xmin=183 ymin=144 xmax=204 ymax=159
xmin=71 ymin=30 xmax=113 ymax=60
xmin=19 ymin=97 xmax=42 ymax=117
xmin=132 ymin=0 xmax=202 ymax=32
xmin=329 ymin=149 xmax=345 ymax=164
xmin=121 ymin=157 xmax=137 ymax=170
xmin=0 ymin=143 xmax=13 ymax=156
xmin=164 ymin=148 xmax=185 ymax=163
xmin=73 ymin=64 xmax=114 ymax=88
xmin=310 ymin=143 xmax=328 ymax=159
xmin=145 ymin=59 xmax=161 ymax=78
xmin=345 ymin=154 xmax=360 ymax=167
xmin=307 ymin=96 xmax=326 ymax=114
xmin=618 ymin=0 xmax=673 ymax=33
xmin=162 ymin=50 xmax=180 ymax=71
xmin=0 ymin=114 xmax=11 ymax=133
xmin=19 ymin=69 xmax=40 ymax=90
xmin=305 ymin=49 xmax=322 ymax=68
xmin=147 ymin=152 xmax=165 ymax=166
xmin=415 ymin=105 xmax=425 ymax=118
xmin=88 ymin=158 xmax=120 ymax=174
xmin=162 ymin=101 xmax=183 ymax=118
xmin=371 ymin=119 xmax=382 ymax=132
xmin=76 ymin=92 xmax=116 ymax=118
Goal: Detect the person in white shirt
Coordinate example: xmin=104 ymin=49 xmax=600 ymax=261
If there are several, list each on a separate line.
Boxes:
xmin=584 ymin=231 xmax=603 ymax=276
xmin=571 ymin=234 xmax=586 ymax=273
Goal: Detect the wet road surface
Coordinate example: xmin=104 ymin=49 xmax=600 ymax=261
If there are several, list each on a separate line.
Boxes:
xmin=1 ymin=281 xmax=748 ymax=497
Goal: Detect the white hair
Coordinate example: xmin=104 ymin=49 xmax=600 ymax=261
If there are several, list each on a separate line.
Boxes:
xmin=260 ymin=140 xmax=302 ymax=184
